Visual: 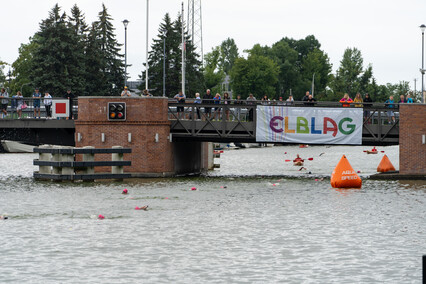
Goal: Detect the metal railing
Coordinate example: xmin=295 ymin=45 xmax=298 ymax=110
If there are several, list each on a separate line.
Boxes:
xmin=0 ymin=97 xmax=78 ymax=119
xmin=168 ymin=99 xmax=404 ymax=145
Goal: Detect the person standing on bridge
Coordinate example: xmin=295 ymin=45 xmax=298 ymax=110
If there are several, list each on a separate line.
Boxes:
xmin=363 ymin=93 xmax=373 ymax=124
xmin=121 ymin=86 xmax=132 ymax=97
xmin=15 ymin=91 xmax=24 ymax=119
xmin=0 ymin=88 xmax=9 ymax=119
xmin=339 ymin=93 xmax=353 ymax=107
xmin=43 ymin=92 xmax=52 ymax=118
xmin=64 ymin=89 xmax=75 ymax=120
xmin=174 ymin=91 xmax=186 ymax=119
xmin=233 ymin=95 xmax=243 ymax=121
xmin=203 ymin=89 xmax=213 ymax=119
xmin=246 ymin=93 xmax=256 ymax=121
xmin=32 ymin=88 xmax=42 ymax=119
xmin=385 ymin=95 xmax=396 ymax=124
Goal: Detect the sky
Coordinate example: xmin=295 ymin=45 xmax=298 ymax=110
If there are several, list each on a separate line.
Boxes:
xmin=1 ymin=0 xmax=426 ymax=92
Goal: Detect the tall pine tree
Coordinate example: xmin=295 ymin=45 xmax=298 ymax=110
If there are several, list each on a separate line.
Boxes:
xmin=31 ymin=4 xmax=85 ymax=96
xmin=141 ymin=13 xmax=203 ymax=97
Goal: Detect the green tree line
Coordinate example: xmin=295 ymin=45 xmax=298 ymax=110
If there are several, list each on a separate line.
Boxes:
xmin=2 ymin=4 xmax=125 ymax=97
xmin=0 ymin=4 xmax=420 ymax=102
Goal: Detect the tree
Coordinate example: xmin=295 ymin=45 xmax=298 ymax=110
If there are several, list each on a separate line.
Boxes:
xmin=230 ymin=54 xmax=279 ymax=99
xmin=30 ymin=4 xmax=86 ymax=96
xmin=219 ymin=38 xmax=239 ymax=75
xmin=301 ymin=49 xmax=332 ymax=99
xmin=90 ymin=4 xmax=125 ymax=96
xmin=203 ymin=46 xmax=225 ymax=94
xmin=10 ymin=39 xmax=39 ymax=95
xmin=0 ymin=60 xmax=7 ymax=86
xmin=140 ymin=13 xmax=203 ymax=97
xmin=336 ymin=47 xmax=363 ymax=96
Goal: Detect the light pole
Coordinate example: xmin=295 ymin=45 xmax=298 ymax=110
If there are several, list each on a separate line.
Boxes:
xmin=123 ymin=19 xmax=129 ymax=87
xmin=421 ymin=24 xmax=426 ymax=103
xmin=146 ymin=0 xmax=149 ymax=91
xmin=163 ymin=31 xmax=167 ymax=97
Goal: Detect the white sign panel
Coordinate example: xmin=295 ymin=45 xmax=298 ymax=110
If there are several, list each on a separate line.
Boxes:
xmin=256 ymin=106 xmax=363 ymax=145
xmin=52 ymin=100 xmax=69 ymax=118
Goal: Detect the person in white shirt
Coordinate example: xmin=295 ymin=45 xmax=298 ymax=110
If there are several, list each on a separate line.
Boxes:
xmin=43 ymin=92 xmax=52 ymax=118
xmin=0 ymin=88 xmax=9 ymax=118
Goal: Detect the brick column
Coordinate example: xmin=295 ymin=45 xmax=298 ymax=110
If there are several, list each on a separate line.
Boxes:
xmin=399 ymin=104 xmax=426 ymax=175
xmin=75 ymin=97 xmax=174 ymax=176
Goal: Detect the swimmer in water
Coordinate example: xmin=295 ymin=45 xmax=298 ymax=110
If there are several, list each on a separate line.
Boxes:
xmin=1 ymin=215 xmax=9 ymax=220
xmin=136 ymin=206 xmax=149 ymax=211
xmin=122 ymin=189 xmax=128 ymax=194
xmin=319 ymin=152 xmax=325 ymax=156
xmin=299 ymin=167 xmax=307 ymax=171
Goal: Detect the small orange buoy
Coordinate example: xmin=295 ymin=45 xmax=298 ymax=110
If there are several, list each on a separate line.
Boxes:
xmin=330 ymin=155 xmax=362 ymax=188
xmin=377 ymin=155 xmax=396 ymax=172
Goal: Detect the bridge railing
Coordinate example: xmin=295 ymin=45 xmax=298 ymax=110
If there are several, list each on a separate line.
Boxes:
xmin=168 ymin=99 xmax=403 ymax=144
xmin=168 ymin=99 xmax=402 ymax=124
xmin=0 ymin=97 xmax=78 ymax=119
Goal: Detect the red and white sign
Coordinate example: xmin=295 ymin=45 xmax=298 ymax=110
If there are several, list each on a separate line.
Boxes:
xmin=52 ymin=100 xmax=69 ymax=118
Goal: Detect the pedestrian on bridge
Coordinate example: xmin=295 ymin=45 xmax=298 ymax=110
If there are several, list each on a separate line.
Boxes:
xmin=43 ymin=92 xmax=52 ymax=118
xmin=0 ymin=88 xmax=9 ymax=119
xmin=33 ymin=88 xmax=42 ymax=119
xmin=385 ymin=95 xmax=396 ymax=124
xmin=203 ymin=89 xmax=213 ymax=119
xmin=246 ymin=93 xmax=256 ymax=121
xmin=339 ymin=93 xmax=353 ymax=107
xmin=234 ymin=95 xmax=243 ymax=121
xmin=64 ymin=89 xmax=75 ymax=120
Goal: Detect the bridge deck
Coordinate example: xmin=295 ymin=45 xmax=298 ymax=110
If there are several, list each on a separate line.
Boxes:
xmin=0 ymin=100 xmax=402 ymax=146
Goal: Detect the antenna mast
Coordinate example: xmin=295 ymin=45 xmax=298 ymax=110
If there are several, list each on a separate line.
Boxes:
xmin=187 ymin=0 xmax=204 ymax=65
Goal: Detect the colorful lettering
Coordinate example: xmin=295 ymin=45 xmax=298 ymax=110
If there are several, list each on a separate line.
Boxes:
xmin=310 ymin=117 xmax=322 ymax=134
xmin=338 ymin=118 xmax=355 ymax=135
xmin=323 ymin=117 xmax=338 ymax=137
xmin=284 ymin=116 xmax=295 ymax=133
xmin=296 ymin=117 xmax=309 ymax=134
xmin=270 ymin=116 xmax=283 ymax=133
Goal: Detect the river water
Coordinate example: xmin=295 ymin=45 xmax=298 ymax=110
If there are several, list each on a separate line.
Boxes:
xmin=1 ymin=146 xmax=425 ymax=283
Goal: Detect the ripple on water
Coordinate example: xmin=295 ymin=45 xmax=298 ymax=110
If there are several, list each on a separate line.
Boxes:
xmin=0 ymin=150 xmax=425 ymax=283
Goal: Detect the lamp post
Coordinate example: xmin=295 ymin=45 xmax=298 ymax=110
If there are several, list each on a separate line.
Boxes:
xmin=421 ymin=24 xmax=426 ymax=103
xmin=122 ymin=19 xmax=129 ymax=87
xmin=163 ymin=31 xmax=167 ymax=97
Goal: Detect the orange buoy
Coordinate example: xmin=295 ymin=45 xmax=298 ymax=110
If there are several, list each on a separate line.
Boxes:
xmin=377 ymin=155 xmax=396 ymax=172
xmin=330 ymin=155 xmax=362 ymax=188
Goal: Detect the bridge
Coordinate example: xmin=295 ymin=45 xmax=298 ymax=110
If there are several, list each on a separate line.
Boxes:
xmin=0 ymin=98 xmax=400 ymax=146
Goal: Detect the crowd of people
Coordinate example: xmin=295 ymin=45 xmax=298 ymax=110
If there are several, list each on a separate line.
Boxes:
xmin=169 ymin=88 xmax=418 ymax=123
xmin=0 ymin=85 xmax=419 ymax=122
xmin=0 ymin=87 xmax=74 ymax=119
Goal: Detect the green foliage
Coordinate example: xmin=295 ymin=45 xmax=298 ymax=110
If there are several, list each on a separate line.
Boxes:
xmin=243 ymin=36 xmax=332 ymax=100
xmin=9 ymin=4 xmax=124 ymax=97
xmin=230 ymin=54 xmax=279 ymax=99
xmin=219 ymin=38 xmax=239 ymax=75
xmin=140 ymin=13 xmax=203 ymax=97
xmin=10 ymin=39 xmax=39 ymax=95
xmin=204 ymin=46 xmax=225 ymax=92
xmin=0 ymin=60 xmax=7 ymax=87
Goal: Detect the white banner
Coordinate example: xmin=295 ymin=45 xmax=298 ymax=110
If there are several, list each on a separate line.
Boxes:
xmin=256 ymin=106 xmax=363 ymax=145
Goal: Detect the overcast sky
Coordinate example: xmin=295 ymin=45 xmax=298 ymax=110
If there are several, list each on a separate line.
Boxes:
xmin=2 ymin=0 xmax=426 ymax=92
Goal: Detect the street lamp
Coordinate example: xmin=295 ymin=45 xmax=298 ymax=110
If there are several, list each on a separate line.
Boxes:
xmin=420 ymin=24 xmax=426 ymax=103
xmin=123 ymin=19 xmax=129 ymax=87
xmin=163 ymin=31 xmax=167 ymax=97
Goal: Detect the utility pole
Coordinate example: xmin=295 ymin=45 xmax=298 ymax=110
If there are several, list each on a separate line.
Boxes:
xmin=145 ymin=0 xmax=149 ymax=91
xmin=181 ymin=2 xmax=185 ymax=95
xmin=187 ymin=0 xmax=204 ymax=65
